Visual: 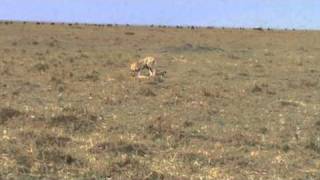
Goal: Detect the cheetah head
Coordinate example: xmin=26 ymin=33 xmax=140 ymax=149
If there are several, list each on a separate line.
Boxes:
xmin=130 ymin=62 xmax=139 ymax=76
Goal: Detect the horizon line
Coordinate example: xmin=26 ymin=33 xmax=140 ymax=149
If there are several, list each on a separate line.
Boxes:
xmin=0 ymin=19 xmax=318 ymax=32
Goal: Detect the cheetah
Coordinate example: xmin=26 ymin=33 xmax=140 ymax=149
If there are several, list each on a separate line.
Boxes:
xmin=130 ymin=56 xmax=156 ymax=79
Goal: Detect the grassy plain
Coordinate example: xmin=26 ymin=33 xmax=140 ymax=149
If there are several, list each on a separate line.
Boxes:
xmin=0 ymin=22 xmax=320 ymax=179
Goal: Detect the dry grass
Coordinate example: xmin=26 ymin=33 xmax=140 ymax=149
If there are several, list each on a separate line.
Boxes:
xmin=1 ymin=22 xmax=320 ymax=179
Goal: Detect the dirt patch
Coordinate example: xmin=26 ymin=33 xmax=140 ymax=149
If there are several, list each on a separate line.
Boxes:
xmin=37 ymin=148 xmax=82 ymax=166
xmin=164 ymin=43 xmax=225 ymax=53
xmin=138 ymin=87 xmax=157 ymax=97
xmin=50 ymin=114 xmax=98 ymax=133
xmin=90 ymin=141 xmax=152 ymax=156
xmin=0 ymin=107 xmax=22 ymax=124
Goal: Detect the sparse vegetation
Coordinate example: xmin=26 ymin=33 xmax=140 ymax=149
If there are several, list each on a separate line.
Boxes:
xmin=0 ymin=21 xmax=320 ymax=179
xmin=253 ymin=27 xmax=264 ymax=31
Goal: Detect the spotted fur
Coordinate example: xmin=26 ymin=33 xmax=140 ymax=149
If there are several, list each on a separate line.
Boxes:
xmin=130 ymin=56 xmax=156 ymax=78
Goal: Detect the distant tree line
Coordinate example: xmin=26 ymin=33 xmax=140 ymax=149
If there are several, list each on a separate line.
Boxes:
xmin=0 ymin=21 xmax=305 ymax=32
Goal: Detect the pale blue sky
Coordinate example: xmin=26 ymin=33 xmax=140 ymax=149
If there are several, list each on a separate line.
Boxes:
xmin=0 ymin=0 xmax=319 ymax=30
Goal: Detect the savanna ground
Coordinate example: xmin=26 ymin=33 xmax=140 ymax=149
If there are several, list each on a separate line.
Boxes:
xmin=0 ymin=22 xmax=320 ymax=180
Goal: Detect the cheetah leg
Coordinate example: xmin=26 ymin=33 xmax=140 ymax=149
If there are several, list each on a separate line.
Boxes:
xmin=148 ymin=67 xmax=156 ymax=77
xmin=149 ymin=69 xmax=153 ymax=77
xmin=152 ymin=69 xmax=156 ymax=76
